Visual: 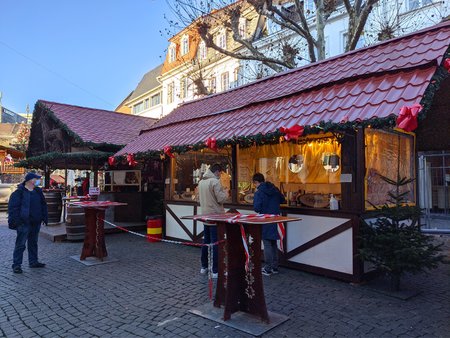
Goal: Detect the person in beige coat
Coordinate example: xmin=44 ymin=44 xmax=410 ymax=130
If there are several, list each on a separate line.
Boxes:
xmin=198 ymin=163 xmax=229 ymax=278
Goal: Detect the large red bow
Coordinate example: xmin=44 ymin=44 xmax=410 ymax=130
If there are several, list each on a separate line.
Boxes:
xmin=127 ymin=153 xmax=138 ymax=167
xmin=205 ymin=137 xmax=218 ymax=152
xmin=396 ymin=103 xmax=422 ymax=132
xmin=163 ymin=146 xmax=175 ymax=158
xmin=444 ymin=58 xmax=450 ymax=73
xmin=108 ymin=156 xmax=116 ymax=166
xmin=279 ymin=124 xmax=304 ymax=141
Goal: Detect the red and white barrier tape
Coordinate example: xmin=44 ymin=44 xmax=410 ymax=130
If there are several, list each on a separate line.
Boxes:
xmin=101 ymin=219 xmax=224 ymax=248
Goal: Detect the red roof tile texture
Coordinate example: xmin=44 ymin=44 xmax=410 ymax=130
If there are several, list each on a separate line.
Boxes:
xmin=117 ymin=21 xmax=450 ymax=155
xmin=39 ymin=100 xmax=156 ymax=146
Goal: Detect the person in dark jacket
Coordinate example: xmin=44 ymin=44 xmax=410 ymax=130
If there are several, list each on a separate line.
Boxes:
xmin=8 ymin=172 xmax=48 ymax=274
xmin=252 ymin=173 xmax=286 ymax=276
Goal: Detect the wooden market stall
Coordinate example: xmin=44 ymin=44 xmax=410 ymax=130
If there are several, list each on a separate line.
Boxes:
xmin=20 ymin=100 xmax=158 ymax=225
xmin=114 ymin=22 xmax=450 ymax=282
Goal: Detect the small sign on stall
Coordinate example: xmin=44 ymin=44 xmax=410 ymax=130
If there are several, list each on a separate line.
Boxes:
xmin=89 ymin=187 xmax=100 ymax=196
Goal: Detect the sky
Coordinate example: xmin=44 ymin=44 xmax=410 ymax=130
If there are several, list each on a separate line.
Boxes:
xmin=0 ymin=0 xmax=176 ymax=113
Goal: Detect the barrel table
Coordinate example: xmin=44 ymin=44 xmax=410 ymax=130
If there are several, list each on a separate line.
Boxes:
xmin=70 ymin=201 xmax=127 ymax=261
xmin=43 ymin=190 xmax=63 ymax=224
xmin=182 ymin=213 xmax=301 ymax=323
xmin=66 ymin=205 xmax=86 ymax=241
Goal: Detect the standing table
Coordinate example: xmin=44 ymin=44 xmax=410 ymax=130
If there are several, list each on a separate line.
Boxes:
xmin=69 ymin=201 xmax=127 ymax=261
xmin=183 ymin=213 xmax=301 ymax=323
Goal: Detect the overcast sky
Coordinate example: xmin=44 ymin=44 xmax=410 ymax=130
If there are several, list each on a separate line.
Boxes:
xmin=0 ymin=0 xmax=175 ymax=113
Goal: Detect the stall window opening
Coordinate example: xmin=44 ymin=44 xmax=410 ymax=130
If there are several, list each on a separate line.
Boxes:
xmin=237 ymin=137 xmax=341 ymax=208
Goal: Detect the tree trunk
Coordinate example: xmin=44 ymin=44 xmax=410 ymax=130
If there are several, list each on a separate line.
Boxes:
xmin=315 ymin=0 xmax=326 ymax=60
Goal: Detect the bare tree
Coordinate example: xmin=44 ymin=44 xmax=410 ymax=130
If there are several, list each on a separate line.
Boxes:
xmin=165 ymin=0 xmax=382 ymax=72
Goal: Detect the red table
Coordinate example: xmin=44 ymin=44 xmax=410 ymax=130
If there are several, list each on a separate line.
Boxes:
xmin=183 ymin=213 xmax=301 ymax=323
xmin=69 ymin=201 xmax=127 ymax=261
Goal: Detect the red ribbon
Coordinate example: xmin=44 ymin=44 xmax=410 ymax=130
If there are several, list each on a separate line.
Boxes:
xmin=108 ymin=156 xmax=116 ymax=166
xmin=279 ymin=124 xmax=304 ymax=140
xmin=396 ymin=103 xmax=422 ymax=132
xmin=127 ymin=153 xmax=138 ymax=167
xmin=444 ymin=58 xmax=450 ymax=73
xmin=163 ymin=146 xmax=175 ymax=158
xmin=240 ymin=224 xmax=250 ymax=272
xmin=205 ymin=137 xmax=218 ymax=152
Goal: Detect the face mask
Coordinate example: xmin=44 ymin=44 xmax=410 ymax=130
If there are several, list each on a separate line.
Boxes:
xmin=35 ymin=179 xmax=41 ymax=186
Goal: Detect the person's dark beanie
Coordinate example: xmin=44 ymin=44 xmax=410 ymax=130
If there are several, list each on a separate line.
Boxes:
xmin=252 ymin=173 xmax=265 ymax=183
xmin=24 ymin=172 xmax=42 ymax=182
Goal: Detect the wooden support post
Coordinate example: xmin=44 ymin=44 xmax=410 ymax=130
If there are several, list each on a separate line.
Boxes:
xmin=44 ymin=166 xmax=51 ymax=189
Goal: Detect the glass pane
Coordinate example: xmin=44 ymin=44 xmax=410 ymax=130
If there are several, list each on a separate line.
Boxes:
xmin=365 ymin=129 xmax=415 ymax=208
xmin=237 ymin=137 xmax=341 ymax=208
xmin=171 ymin=149 xmax=232 ymax=202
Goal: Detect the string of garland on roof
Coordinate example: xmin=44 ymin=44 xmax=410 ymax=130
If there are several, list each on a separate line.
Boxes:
xmin=15 ymin=152 xmax=114 ymax=169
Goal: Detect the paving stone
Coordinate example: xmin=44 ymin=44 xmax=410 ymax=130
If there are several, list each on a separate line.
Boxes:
xmin=1 ymin=219 xmax=449 ymax=337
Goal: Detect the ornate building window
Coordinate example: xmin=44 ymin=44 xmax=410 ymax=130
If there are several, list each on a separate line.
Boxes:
xmin=169 ymin=43 xmax=176 ymax=62
xmin=181 ymin=35 xmax=189 ymax=55
xmin=199 ymin=41 xmax=207 ymax=60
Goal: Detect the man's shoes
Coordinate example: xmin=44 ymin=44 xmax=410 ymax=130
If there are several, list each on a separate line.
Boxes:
xmin=272 ymin=268 xmax=279 ymax=274
xmin=262 ymin=267 xmax=273 ymax=276
xmin=212 ymin=272 xmax=218 ymax=279
xmin=29 ymin=262 xmax=46 ymax=268
xmin=200 ymin=267 xmax=208 ymax=274
xmin=13 ymin=266 xmax=23 ymax=274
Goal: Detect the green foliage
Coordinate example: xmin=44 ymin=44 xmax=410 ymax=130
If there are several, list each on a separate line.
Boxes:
xmin=359 ymin=173 xmax=444 ymax=291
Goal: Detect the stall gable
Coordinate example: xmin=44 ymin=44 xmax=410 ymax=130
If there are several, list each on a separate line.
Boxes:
xmin=27 ymin=104 xmax=71 ymax=156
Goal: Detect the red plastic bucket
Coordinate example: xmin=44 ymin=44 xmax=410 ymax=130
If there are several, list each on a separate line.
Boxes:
xmin=146 ymin=216 xmax=162 ymax=242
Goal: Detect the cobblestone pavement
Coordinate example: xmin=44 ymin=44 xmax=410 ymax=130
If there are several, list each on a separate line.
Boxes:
xmin=0 ymin=214 xmax=449 ymax=338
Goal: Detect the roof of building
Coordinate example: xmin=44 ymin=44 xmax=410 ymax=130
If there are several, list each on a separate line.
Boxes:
xmin=116 ymin=21 xmax=450 ymax=155
xmin=38 ymin=100 xmax=157 ymax=146
xmin=127 ymin=64 xmax=163 ymax=103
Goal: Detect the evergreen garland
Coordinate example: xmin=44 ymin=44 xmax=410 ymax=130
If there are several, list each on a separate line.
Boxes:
xmin=16 ymin=151 xmax=114 ymax=169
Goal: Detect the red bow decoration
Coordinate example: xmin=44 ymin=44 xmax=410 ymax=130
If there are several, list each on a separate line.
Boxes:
xmin=163 ymin=146 xmax=175 ymax=158
xmin=279 ymin=124 xmax=304 ymax=141
xmin=108 ymin=156 xmax=116 ymax=166
xmin=127 ymin=153 xmax=138 ymax=167
xmin=396 ymin=103 xmax=422 ymax=132
xmin=444 ymin=58 xmax=450 ymax=73
xmin=205 ymin=137 xmax=218 ymax=152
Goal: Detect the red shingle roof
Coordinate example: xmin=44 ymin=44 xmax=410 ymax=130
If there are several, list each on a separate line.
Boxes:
xmin=117 ymin=21 xmax=450 ymax=155
xmin=39 ymin=100 xmax=156 ymax=146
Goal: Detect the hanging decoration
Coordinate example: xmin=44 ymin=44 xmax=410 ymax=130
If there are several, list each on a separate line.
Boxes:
xmin=127 ymin=153 xmax=138 ymax=167
xmin=205 ymin=137 xmax=218 ymax=152
xmin=322 ymin=153 xmax=340 ymax=172
xmin=4 ymin=154 xmax=14 ymax=164
xmin=444 ymin=58 xmax=450 ymax=73
xmin=163 ymin=145 xmax=175 ymax=158
xmin=108 ymin=156 xmax=116 ymax=167
xmin=395 ymin=103 xmax=422 ymax=132
xmin=279 ymin=124 xmax=304 ymax=141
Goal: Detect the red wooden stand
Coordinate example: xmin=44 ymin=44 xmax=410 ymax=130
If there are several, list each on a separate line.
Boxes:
xmin=80 ymin=208 xmax=107 ymax=261
xmin=183 ymin=213 xmax=301 ymax=323
xmin=215 ymin=221 xmax=269 ymax=322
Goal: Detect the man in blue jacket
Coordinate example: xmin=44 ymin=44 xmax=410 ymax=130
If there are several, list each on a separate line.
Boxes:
xmin=252 ymin=173 xmax=286 ymax=276
xmin=8 ymin=172 xmax=48 ymax=274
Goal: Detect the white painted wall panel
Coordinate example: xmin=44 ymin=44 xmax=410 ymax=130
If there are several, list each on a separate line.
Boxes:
xmin=289 ymin=228 xmax=353 ymax=274
xmin=165 ymin=204 xmax=195 ymax=241
xmin=286 ymin=214 xmax=350 ymax=251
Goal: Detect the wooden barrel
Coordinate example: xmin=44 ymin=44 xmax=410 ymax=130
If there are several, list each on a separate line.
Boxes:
xmin=66 ymin=205 xmax=86 ymax=241
xmin=43 ymin=190 xmax=63 ymax=224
